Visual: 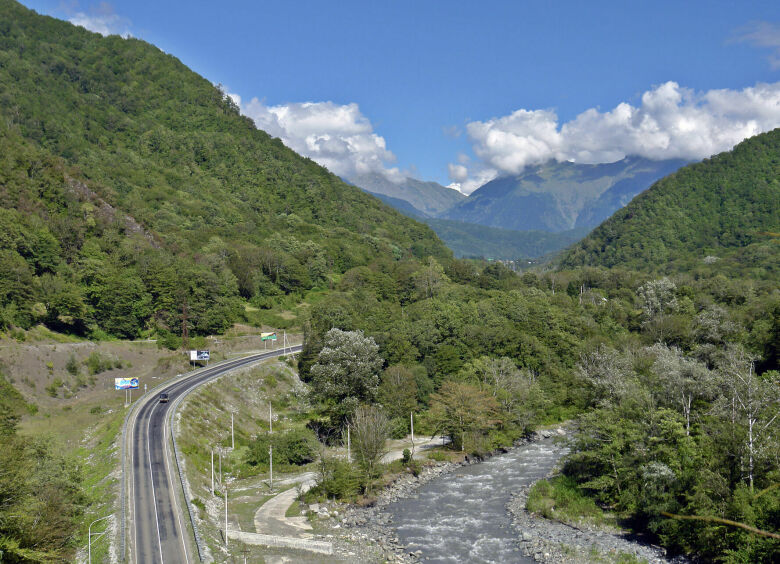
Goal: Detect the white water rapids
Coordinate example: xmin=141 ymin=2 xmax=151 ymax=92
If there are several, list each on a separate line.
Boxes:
xmin=387 ymin=437 xmax=567 ymax=563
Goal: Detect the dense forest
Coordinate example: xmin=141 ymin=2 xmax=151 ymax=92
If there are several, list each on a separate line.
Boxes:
xmin=562 ymin=129 xmax=780 ymax=277
xmin=0 ymin=1 xmax=777 ymax=562
xmin=0 ymin=0 xmax=447 ymax=341
xmin=296 ymin=135 xmax=780 ymax=562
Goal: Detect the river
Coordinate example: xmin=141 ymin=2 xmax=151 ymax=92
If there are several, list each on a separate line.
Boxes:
xmin=386 ymin=437 xmax=567 ymax=563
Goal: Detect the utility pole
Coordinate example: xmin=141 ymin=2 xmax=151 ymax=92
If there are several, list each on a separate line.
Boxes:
xmin=231 ymin=412 xmax=234 ymax=450
xmin=219 ymin=448 xmax=223 ymax=484
xmin=211 ymin=449 xmax=214 ymax=494
xmin=269 ymin=444 xmax=273 ymax=490
xmin=224 ymin=488 xmax=228 ymax=548
xmin=181 ymin=298 xmax=189 ymax=351
xmin=411 ymin=411 xmax=415 ymax=456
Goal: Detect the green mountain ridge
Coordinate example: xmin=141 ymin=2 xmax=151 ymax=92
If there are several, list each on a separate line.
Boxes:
xmin=424 ymin=219 xmax=589 ymax=260
xmin=442 ymin=157 xmax=688 ymax=232
xmin=0 ymin=0 xmax=449 ymax=338
xmin=363 ymin=189 xmax=590 ymax=259
xmin=562 ymin=128 xmax=780 ymax=276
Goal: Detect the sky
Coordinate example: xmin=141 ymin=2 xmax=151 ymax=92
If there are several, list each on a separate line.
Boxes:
xmin=21 ymin=1 xmax=780 ymax=193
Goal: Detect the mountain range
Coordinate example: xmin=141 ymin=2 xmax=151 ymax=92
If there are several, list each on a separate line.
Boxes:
xmin=347 ymin=172 xmax=465 ymax=216
xmin=349 ymin=157 xmax=688 ymax=259
xmin=439 ymin=156 xmax=689 ymax=232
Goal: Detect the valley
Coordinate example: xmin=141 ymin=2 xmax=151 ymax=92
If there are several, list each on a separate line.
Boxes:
xmin=0 ymin=2 xmax=778 ymax=563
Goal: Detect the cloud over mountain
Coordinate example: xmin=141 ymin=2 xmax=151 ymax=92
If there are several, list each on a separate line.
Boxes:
xmin=450 ymin=81 xmax=780 ymax=194
xmin=68 ymin=2 xmax=130 ymax=37
xmin=238 ymin=97 xmax=404 ymax=181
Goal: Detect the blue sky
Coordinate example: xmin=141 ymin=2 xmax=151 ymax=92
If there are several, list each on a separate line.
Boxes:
xmin=21 ymin=1 xmax=780 ymax=192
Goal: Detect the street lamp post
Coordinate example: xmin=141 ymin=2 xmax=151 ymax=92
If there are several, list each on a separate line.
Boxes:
xmin=88 ymin=515 xmax=111 ymax=564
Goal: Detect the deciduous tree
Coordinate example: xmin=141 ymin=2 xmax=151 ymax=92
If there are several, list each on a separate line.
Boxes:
xmin=310 ymin=329 xmax=384 ymax=426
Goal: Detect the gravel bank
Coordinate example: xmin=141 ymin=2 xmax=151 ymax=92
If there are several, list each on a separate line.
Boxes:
xmin=507 ymin=482 xmax=690 ymax=564
xmin=319 ymin=461 xmax=461 ymax=562
xmin=321 ymin=428 xmax=566 ymax=562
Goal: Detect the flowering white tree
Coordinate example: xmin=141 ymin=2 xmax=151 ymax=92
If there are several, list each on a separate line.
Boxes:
xmin=716 ymin=345 xmax=780 ymax=492
xmin=649 ymin=344 xmax=714 ymax=435
xmin=310 ymin=329 xmax=383 ymax=425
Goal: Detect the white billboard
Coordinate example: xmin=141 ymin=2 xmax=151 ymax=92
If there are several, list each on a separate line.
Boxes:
xmin=115 ymin=377 xmax=139 ymax=390
xmin=190 ymin=350 xmax=210 ymax=361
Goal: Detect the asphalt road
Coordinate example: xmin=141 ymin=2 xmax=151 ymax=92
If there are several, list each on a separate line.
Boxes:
xmin=128 ymin=346 xmax=302 ymax=564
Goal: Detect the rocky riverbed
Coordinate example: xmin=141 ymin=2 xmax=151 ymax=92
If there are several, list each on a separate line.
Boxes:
xmin=317 ymin=425 xmax=690 ymax=564
xmin=507 ymin=485 xmax=690 ymax=564
xmin=320 ymin=460 xmax=463 ymax=562
xmin=321 ymin=428 xmax=565 ymax=562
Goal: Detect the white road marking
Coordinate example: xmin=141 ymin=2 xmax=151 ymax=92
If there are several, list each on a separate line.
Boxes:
xmin=146 ymin=402 xmax=166 ymax=564
xmin=162 ymin=396 xmax=191 ymax=563
xmin=131 ymin=404 xmax=138 ymax=564
xmin=127 ymin=346 xmax=303 ymax=563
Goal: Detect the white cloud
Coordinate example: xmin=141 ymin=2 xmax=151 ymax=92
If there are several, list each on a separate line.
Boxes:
xmin=452 ymin=81 xmax=780 ymax=193
xmin=735 ymin=21 xmax=780 ymax=69
xmin=239 ymin=97 xmax=404 ymax=181
xmin=69 ymin=2 xmax=130 ymax=37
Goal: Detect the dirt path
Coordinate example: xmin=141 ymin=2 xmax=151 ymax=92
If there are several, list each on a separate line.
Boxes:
xmin=251 ymin=435 xmax=449 ymax=540
xmin=381 ymin=435 xmax=448 ymax=463
xmin=253 ymin=472 xmax=317 ymax=537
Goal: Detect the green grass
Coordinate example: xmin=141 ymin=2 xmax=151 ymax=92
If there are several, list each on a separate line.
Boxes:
xmin=232 ymin=492 xmax=275 ymax=532
xmin=22 ymin=324 xmax=84 ymax=343
xmin=586 ymin=546 xmax=650 ymax=564
xmin=285 ymin=499 xmax=304 ymax=518
xmin=527 ymin=475 xmax=620 ymax=530
xmin=72 ymin=406 xmax=126 ymax=563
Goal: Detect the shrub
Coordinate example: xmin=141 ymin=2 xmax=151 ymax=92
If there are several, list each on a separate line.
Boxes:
xmin=389 ymin=416 xmax=408 ymax=439
xmin=526 ymin=475 xmax=609 ymax=526
xmin=157 ymin=331 xmax=182 ymax=350
xmin=246 ymin=427 xmax=318 ymax=467
xmin=278 ymin=428 xmax=318 ymax=465
xmin=45 ymin=378 xmax=63 ymax=397
xmin=84 ymin=351 xmax=115 ymax=375
xmin=402 ymin=448 xmax=412 ymax=464
xmin=426 ymin=450 xmax=448 ymax=462
xmin=310 ymin=457 xmax=360 ymax=500
xmin=65 ymin=354 xmax=79 ymax=376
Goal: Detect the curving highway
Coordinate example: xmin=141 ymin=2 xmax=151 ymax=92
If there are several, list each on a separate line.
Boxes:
xmin=126 ymin=346 xmax=302 ymax=564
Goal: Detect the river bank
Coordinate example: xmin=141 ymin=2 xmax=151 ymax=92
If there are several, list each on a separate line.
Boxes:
xmin=320 ymin=426 xmax=569 ymax=562
xmin=322 ymin=459 xmax=462 ymax=562
xmin=323 ymin=422 xmax=693 ymax=564
xmin=507 ymin=485 xmax=689 ymax=564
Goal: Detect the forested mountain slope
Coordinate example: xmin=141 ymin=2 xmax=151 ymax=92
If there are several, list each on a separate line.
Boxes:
xmin=562 ymin=128 xmax=780 ymax=275
xmin=0 ymin=0 xmax=448 ymax=338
